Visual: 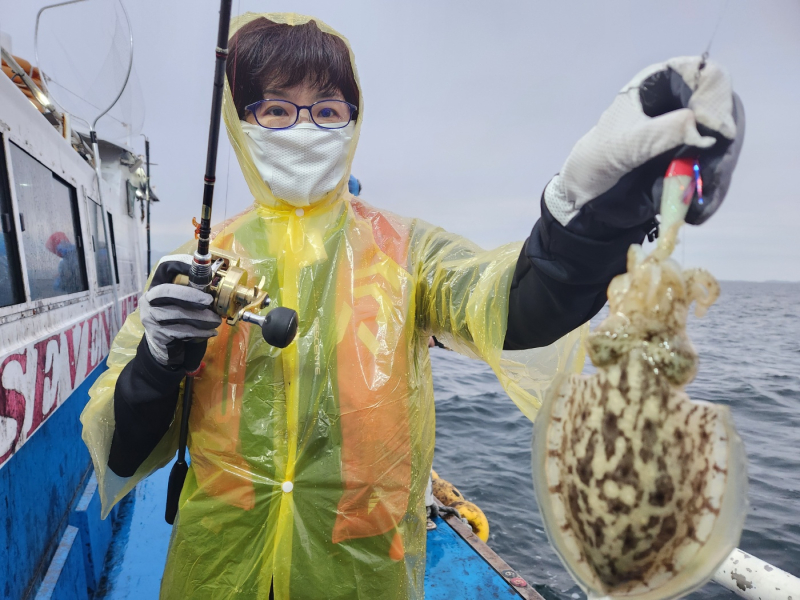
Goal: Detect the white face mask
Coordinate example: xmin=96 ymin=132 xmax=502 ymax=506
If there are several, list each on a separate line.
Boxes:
xmin=241 ymin=121 xmax=355 ymax=208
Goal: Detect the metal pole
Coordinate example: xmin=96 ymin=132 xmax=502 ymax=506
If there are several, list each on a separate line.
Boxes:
xmin=713 ymin=548 xmax=800 ymax=600
xmin=88 ymin=0 xmax=132 ymax=332
xmin=144 ymin=135 xmax=151 ymax=275
xmin=35 ymin=0 xmax=135 ymax=332
xmin=35 ymin=1 xmax=90 ymax=106
xmin=0 ymin=47 xmax=57 ymax=113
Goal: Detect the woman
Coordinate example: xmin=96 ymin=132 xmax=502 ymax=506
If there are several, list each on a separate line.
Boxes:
xmin=82 ymin=12 xmax=743 ymax=600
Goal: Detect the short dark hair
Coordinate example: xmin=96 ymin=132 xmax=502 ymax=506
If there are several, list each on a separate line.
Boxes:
xmin=227 ymin=17 xmax=359 ymax=120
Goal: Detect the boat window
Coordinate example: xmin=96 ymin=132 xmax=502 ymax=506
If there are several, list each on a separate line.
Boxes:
xmin=87 ymin=198 xmax=114 ymax=288
xmin=107 ymin=211 xmax=120 ymax=284
xmin=9 ymin=142 xmax=89 ymax=300
xmin=0 ymin=139 xmax=25 ymax=308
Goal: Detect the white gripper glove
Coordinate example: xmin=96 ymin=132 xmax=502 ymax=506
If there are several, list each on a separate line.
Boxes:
xmin=546 ymin=56 xmax=745 ymax=231
xmin=139 ymin=254 xmax=222 ymax=368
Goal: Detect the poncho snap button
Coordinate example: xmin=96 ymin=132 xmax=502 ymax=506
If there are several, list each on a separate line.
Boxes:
xmin=295 ymin=208 xmax=304 ymax=217
xmin=282 ymin=481 xmax=294 ymax=493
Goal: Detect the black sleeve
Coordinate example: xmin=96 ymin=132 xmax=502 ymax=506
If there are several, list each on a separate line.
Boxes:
xmin=503 ymin=195 xmax=655 ymax=351
xmin=107 ymin=337 xmax=185 ymax=477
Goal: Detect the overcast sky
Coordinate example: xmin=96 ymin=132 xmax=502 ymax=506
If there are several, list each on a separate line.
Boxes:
xmin=2 ymin=0 xmax=799 ymax=281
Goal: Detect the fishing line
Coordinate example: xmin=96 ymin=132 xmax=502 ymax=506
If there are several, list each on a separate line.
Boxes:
xmin=686 ymin=0 xmax=729 ymax=268
xmin=222 ymin=136 xmax=232 ymax=232
xmin=682 ymin=224 xmax=686 ymax=266
xmin=702 ymin=0 xmax=731 ymax=62
xmin=220 ymin=0 xmax=241 ymax=239
xmin=698 ymin=0 xmax=731 ymax=77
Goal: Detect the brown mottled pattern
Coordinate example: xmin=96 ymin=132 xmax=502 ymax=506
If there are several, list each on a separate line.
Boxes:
xmin=553 ymin=354 xmax=724 ymax=591
xmin=537 ymin=241 xmax=745 ymax=598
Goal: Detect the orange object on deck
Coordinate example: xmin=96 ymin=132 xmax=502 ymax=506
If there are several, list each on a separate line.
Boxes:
xmin=2 ymin=54 xmax=46 ymax=112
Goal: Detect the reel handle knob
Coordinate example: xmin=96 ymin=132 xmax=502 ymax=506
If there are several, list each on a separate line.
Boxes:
xmin=241 ymin=307 xmax=299 ymax=349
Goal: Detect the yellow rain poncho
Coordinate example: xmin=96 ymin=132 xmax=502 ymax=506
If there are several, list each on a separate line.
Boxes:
xmin=82 ymin=12 xmax=585 ymax=600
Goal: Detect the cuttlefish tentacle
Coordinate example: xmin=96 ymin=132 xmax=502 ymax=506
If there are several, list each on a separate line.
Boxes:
xmin=683 ymin=269 xmax=720 ymax=318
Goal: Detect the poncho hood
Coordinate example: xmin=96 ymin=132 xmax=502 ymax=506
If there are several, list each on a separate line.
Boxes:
xmin=224 ymin=13 xmax=362 ymax=212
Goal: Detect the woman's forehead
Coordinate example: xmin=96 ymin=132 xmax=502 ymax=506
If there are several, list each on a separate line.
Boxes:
xmin=261 ymin=82 xmax=345 ymax=101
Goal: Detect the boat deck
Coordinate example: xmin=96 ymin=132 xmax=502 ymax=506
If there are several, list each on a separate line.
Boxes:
xmin=93 ymin=463 xmax=539 ymax=599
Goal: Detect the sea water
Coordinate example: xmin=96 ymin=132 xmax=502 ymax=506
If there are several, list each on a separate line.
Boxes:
xmin=431 ymin=281 xmax=800 ymax=599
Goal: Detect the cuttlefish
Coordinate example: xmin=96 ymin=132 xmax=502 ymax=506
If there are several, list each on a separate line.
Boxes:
xmin=533 ymin=160 xmax=747 ymax=600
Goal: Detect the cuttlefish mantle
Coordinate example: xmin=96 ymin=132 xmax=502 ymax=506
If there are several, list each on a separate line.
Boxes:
xmin=533 ymin=215 xmax=747 ymax=600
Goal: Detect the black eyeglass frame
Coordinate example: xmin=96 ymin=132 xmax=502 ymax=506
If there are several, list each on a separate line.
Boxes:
xmin=244 ymin=99 xmax=358 ymax=130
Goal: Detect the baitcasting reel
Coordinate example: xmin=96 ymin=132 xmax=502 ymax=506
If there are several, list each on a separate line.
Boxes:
xmin=174 ymin=247 xmax=298 ymax=349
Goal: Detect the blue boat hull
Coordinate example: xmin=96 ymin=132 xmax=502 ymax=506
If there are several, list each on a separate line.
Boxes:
xmin=0 ymin=362 xmax=108 ymax=600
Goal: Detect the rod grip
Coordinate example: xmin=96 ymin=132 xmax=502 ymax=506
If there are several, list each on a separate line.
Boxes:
xmin=165 ymin=459 xmax=188 ymax=525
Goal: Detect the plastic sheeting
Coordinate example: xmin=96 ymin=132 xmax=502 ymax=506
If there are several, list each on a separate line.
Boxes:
xmin=81 ymin=12 xmax=586 ymax=600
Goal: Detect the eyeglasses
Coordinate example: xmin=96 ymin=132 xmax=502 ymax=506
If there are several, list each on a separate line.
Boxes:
xmin=245 ymin=99 xmax=358 ymax=130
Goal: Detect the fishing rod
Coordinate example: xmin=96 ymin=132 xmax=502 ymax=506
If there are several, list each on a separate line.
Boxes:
xmin=141 ymin=134 xmax=151 ymax=275
xmin=165 ymin=0 xmax=299 ymax=525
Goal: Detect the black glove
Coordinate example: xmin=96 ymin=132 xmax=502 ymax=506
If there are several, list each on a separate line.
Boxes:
xmin=108 ymin=256 xmax=220 ymax=477
xmin=108 ymin=337 xmax=194 ymax=477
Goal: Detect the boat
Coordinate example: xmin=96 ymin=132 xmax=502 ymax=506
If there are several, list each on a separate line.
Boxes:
xmin=0 ymin=35 xmax=149 ymax=600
